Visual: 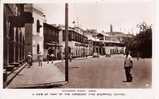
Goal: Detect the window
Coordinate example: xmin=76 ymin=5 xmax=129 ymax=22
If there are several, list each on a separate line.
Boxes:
xmin=37 ymin=20 xmax=41 ymax=33
xmin=37 ymin=44 xmax=40 ymax=54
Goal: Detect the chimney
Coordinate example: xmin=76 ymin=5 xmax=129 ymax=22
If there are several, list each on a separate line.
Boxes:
xmin=110 ymin=24 xmax=113 ymax=32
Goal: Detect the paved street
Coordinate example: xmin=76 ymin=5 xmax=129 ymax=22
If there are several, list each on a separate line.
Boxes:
xmin=55 ymin=54 xmax=151 ymax=88
xmin=7 ymin=54 xmax=151 ymax=88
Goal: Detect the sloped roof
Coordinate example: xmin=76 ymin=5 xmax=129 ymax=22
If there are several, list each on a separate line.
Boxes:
xmin=106 ymin=32 xmax=134 ymax=37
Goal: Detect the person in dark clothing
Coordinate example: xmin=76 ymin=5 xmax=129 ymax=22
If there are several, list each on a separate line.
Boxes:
xmin=47 ymin=53 xmax=51 ymax=64
xmin=47 ymin=47 xmax=54 ymax=64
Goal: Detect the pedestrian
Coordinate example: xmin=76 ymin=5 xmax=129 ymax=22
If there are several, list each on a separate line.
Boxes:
xmin=124 ymin=51 xmax=133 ymax=82
xmin=47 ymin=53 xmax=51 ymax=64
xmin=37 ymin=52 xmax=43 ymax=67
xmin=61 ymin=52 xmax=65 ymax=62
xmin=69 ymin=53 xmax=72 ymax=62
xmin=50 ymin=53 xmax=54 ymax=63
xmin=86 ymin=54 xmax=88 ymax=59
xmin=26 ymin=52 xmax=32 ymax=68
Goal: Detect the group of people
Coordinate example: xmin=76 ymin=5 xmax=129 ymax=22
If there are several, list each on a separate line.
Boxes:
xmin=26 ymin=50 xmax=55 ymax=67
xmin=26 ymin=51 xmax=45 ymax=67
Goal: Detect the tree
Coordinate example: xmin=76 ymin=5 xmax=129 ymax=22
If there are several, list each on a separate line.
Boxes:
xmin=124 ymin=22 xmax=152 ymax=58
xmin=136 ymin=22 xmax=152 ymax=58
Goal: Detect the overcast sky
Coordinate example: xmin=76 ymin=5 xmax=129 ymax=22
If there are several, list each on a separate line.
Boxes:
xmin=36 ymin=0 xmax=153 ymax=34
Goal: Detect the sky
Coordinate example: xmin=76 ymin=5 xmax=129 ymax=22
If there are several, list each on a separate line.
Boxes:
xmin=36 ymin=0 xmax=154 ymax=34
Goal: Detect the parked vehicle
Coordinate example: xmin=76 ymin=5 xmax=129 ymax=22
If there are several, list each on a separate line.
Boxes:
xmin=105 ymin=54 xmax=111 ymax=57
xmin=93 ymin=52 xmax=99 ymax=58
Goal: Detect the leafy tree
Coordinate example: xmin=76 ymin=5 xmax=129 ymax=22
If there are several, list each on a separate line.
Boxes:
xmin=124 ymin=22 xmax=152 ymax=58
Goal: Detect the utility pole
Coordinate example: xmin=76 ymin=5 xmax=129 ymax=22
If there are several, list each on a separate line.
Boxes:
xmin=65 ymin=3 xmax=69 ymax=81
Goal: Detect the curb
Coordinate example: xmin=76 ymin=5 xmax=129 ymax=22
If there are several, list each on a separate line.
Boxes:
xmin=8 ymin=81 xmax=68 ymax=89
xmin=6 ymin=63 xmax=27 ymax=87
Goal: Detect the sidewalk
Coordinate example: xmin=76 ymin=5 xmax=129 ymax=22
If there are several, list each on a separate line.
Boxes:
xmin=7 ymin=61 xmax=66 ymax=88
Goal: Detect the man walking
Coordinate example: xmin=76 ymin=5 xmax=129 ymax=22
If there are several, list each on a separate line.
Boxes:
xmin=124 ymin=51 xmax=133 ymax=82
xmin=37 ymin=52 xmax=43 ymax=67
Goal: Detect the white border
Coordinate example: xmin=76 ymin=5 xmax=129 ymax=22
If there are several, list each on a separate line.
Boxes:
xmin=0 ymin=0 xmax=157 ymax=99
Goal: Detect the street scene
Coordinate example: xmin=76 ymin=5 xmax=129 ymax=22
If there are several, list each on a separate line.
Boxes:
xmin=3 ymin=1 xmax=152 ymax=88
xmin=56 ymin=55 xmax=151 ymax=88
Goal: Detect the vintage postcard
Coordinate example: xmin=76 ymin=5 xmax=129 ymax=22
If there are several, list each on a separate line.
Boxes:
xmin=0 ymin=0 xmax=158 ymax=99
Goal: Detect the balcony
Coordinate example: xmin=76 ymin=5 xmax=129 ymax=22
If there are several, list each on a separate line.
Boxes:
xmin=9 ymin=12 xmax=34 ymax=27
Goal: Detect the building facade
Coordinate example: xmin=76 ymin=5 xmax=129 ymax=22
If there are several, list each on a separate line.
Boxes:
xmin=3 ymin=4 xmax=33 ymax=86
xmin=24 ymin=4 xmax=46 ymax=61
xmin=43 ymin=23 xmax=61 ymax=60
xmin=84 ymin=29 xmax=96 ymax=56
xmin=59 ymin=26 xmax=89 ymax=58
xmin=96 ymin=32 xmax=130 ymax=55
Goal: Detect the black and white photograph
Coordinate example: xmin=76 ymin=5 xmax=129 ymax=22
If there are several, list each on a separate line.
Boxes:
xmin=2 ymin=0 xmax=153 ymax=90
